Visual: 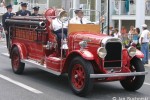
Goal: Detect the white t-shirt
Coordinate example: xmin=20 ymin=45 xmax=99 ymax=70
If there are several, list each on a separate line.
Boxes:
xmin=114 ymin=32 xmax=121 ymax=38
xmin=139 ymin=29 xmax=150 ymax=44
xmin=70 ymin=16 xmax=91 ymax=24
xmin=52 ymin=18 xmax=68 ymax=31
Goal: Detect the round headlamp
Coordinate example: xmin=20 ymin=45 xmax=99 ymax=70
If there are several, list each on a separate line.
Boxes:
xmin=97 ymin=47 xmax=107 ymax=59
xmin=128 ymin=47 xmax=136 ymax=57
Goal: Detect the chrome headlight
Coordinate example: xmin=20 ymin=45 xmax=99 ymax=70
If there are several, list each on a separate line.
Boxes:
xmin=128 ymin=47 xmax=136 ymax=57
xmin=79 ymin=41 xmax=87 ymax=49
xmin=97 ymin=47 xmax=107 ymax=58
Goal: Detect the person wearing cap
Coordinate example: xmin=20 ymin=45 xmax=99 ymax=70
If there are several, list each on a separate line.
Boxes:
xmin=139 ymin=24 xmax=150 ymax=64
xmin=70 ymin=8 xmax=91 ymax=24
xmin=2 ymin=4 xmax=14 ymax=50
xmin=52 ymin=8 xmax=68 ymax=41
xmin=16 ymin=2 xmax=31 ymax=16
xmin=31 ymin=6 xmax=41 ymax=16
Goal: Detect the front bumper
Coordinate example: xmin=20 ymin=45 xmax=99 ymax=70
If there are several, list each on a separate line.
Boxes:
xmin=90 ymin=71 xmax=148 ymax=78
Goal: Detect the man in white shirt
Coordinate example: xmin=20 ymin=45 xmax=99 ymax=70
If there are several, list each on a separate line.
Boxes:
xmin=52 ymin=9 xmax=68 ymax=41
xmin=139 ymin=24 xmax=149 ymax=64
xmin=70 ymin=9 xmax=91 ymax=24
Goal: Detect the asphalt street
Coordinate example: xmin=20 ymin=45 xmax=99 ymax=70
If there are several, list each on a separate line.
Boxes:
xmin=0 ymin=41 xmax=150 ymax=100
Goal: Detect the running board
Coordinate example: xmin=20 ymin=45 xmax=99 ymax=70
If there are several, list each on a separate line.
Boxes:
xmin=21 ymin=59 xmax=61 ymax=76
xmin=90 ymin=72 xmax=148 ymax=78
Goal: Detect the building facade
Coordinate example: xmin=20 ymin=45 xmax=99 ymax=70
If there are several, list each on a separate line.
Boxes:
xmin=1 ymin=0 xmax=149 ymax=33
xmin=70 ymin=0 xmax=149 ymax=32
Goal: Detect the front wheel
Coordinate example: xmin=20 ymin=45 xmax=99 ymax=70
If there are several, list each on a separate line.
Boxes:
xmin=11 ymin=47 xmax=25 ymax=74
xmin=120 ymin=57 xmax=145 ymax=91
xmin=68 ymin=56 xmax=94 ymax=97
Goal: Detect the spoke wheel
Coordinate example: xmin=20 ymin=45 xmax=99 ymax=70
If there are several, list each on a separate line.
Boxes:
xmin=68 ymin=56 xmax=94 ymax=97
xmin=11 ymin=47 xmax=25 ymax=74
xmin=71 ymin=64 xmax=85 ymax=90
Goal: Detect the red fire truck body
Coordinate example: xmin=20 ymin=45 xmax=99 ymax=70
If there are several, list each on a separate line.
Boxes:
xmin=6 ymin=8 xmax=147 ymax=96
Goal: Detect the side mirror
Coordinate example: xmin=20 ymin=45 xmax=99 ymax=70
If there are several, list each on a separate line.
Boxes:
xmin=58 ymin=11 xmax=69 ymax=23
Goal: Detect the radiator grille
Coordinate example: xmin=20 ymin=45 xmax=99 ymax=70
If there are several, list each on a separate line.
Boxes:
xmin=104 ymin=42 xmax=122 ymax=68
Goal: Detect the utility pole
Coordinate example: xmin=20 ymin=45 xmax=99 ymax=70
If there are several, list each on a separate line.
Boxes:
xmin=107 ymin=0 xmax=110 ymax=35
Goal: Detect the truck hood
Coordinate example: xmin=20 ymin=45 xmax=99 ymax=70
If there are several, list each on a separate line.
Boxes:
xmin=72 ymin=32 xmax=110 ymax=45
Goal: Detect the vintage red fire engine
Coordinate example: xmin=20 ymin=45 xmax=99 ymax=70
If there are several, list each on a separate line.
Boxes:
xmin=6 ymin=9 xmax=148 ymax=96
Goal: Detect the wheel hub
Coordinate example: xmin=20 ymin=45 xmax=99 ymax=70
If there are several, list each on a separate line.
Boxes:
xmin=71 ymin=64 xmax=85 ymax=90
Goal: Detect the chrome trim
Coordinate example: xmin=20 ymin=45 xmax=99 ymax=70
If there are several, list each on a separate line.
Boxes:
xmin=90 ymin=72 xmax=148 ymax=78
xmin=102 ymin=37 xmax=122 ymax=46
xmin=21 ymin=59 xmax=61 ymax=76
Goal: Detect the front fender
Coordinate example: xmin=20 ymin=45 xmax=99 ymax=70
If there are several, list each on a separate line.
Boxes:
xmin=135 ymin=49 xmax=144 ymax=58
xmin=11 ymin=43 xmax=28 ymax=59
xmin=69 ymin=50 xmax=94 ymax=60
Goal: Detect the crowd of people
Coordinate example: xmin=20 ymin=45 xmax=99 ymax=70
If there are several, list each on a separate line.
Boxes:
xmin=109 ymin=25 xmax=150 ymax=65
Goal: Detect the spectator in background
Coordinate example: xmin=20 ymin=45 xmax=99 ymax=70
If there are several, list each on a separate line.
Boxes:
xmin=128 ymin=25 xmax=135 ymax=41
xmin=121 ymin=26 xmax=130 ymax=47
xmin=128 ymin=25 xmax=135 ymax=34
xmin=109 ymin=26 xmax=114 ymax=36
xmin=121 ymin=26 xmax=127 ymax=35
xmin=113 ymin=28 xmax=121 ymax=38
xmin=0 ymin=0 xmax=5 ymax=7
xmin=131 ymin=28 xmax=140 ymax=45
xmin=139 ymin=24 xmax=149 ymax=64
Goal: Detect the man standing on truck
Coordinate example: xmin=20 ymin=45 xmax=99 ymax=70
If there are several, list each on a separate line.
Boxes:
xmin=16 ymin=2 xmax=31 ymax=16
xmin=70 ymin=8 xmax=91 ymax=24
xmin=70 ymin=8 xmax=100 ymax=24
xmin=31 ymin=6 xmax=41 ymax=16
xmin=2 ymin=4 xmax=14 ymax=49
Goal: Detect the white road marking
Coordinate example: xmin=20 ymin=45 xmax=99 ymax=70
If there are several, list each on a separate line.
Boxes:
xmin=144 ymin=82 xmax=150 ymax=86
xmin=0 ymin=46 xmax=7 ymax=48
xmin=1 ymin=53 xmax=9 ymax=57
xmin=0 ymin=74 xmax=43 ymax=94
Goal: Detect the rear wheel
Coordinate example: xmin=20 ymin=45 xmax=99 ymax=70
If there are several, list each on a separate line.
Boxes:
xmin=120 ymin=57 xmax=145 ymax=91
xmin=68 ymin=56 xmax=94 ymax=97
xmin=11 ymin=47 xmax=25 ymax=74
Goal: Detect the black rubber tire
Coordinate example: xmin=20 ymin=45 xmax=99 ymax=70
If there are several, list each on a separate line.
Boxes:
xmin=68 ymin=56 xmax=94 ymax=97
xmin=11 ymin=47 xmax=25 ymax=74
xmin=120 ymin=57 xmax=145 ymax=91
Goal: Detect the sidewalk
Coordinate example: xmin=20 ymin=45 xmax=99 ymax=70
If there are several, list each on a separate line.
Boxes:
xmin=145 ymin=60 xmax=150 ymax=68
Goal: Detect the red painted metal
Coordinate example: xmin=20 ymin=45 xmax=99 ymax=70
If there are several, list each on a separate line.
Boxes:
xmin=135 ymin=49 xmax=144 ymax=58
xmin=71 ymin=64 xmax=85 ymax=90
xmin=68 ymin=50 xmax=94 ymax=60
xmin=11 ymin=43 xmax=27 ymax=59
